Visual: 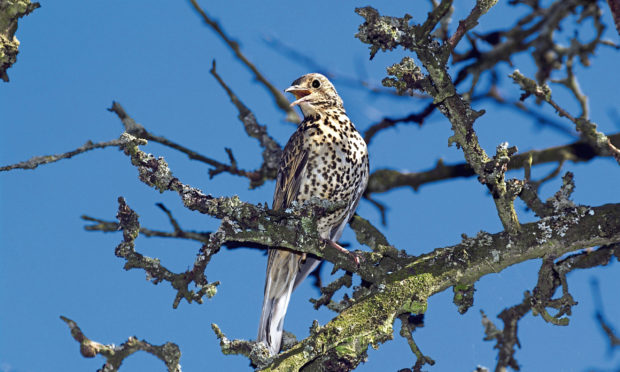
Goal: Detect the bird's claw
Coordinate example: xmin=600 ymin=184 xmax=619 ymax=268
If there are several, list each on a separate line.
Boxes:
xmin=324 ymin=239 xmax=362 ymax=268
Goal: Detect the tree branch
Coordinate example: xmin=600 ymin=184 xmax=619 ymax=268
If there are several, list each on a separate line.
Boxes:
xmin=448 ymin=0 xmax=498 ymax=50
xmin=510 ymin=70 xmax=620 ymax=164
xmin=363 ymin=102 xmax=436 ymax=145
xmin=0 ymin=0 xmax=40 ymax=82
xmin=365 ymin=132 xmax=620 ymax=196
xmin=114 ymin=196 xmax=220 ymax=308
xmin=249 ymin=201 xmax=620 ymax=370
xmin=187 ymin=0 xmax=300 ymax=123
xmin=108 ymin=101 xmax=278 ymax=187
xmin=60 ymin=315 xmax=181 ymax=372
xmin=0 ymin=139 xmax=123 ymax=172
xmin=209 ymin=60 xmax=282 ymax=187
xmin=81 ymin=213 xmax=211 ymax=244
xmin=482 ymin=244 xmax=620 ymax=371
xmin=358 ymin=5 xmax=523 ymax=234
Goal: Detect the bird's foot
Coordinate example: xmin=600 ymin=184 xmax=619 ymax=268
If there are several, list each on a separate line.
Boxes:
xmin=324 ymin=239 xmax=361 ymax=267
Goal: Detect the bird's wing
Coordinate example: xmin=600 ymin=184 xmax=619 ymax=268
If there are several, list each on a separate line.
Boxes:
xmin=258 ymin=130 xmax=309 ymax=355
xmin=272 ymin=136 xmax=308 ymax=211
xmin=265 ymin=130 xmax=309 ymax=294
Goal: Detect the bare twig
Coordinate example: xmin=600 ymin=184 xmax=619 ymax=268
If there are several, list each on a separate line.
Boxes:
xmin=114 ymin=196 xmax=220 ymax=308
xmin=365 ymin=132 xmax=620 ymax=196
xmin=483 ymin=244 xmax=620 ymax=371
xmin=209 ymin=61 xmax=282 ymax=187
xmin=310 ymin=272 xmax=353 ymax=311
xmin=0 ymin=139 xmax=123 ymax=172
xmin=187 ymin=0 xmax=300 ymax=123
xmin=363 ymin=102 xmax=436 ymax=145
xmin=263 ymin=36 xmax=421 ymax=98
xmin=550 ymin=56 xmax=589 ymax=119
xmin=60 ymin=315 xmax=181 ymax=372
xmin=510 ymin=70 xmax=620 ymax=164
xmin=591 ymin=277 xmax=620 ymax=349
xmin=398 ymin=314 xmax=435 ymax=372
xmin=448 ymin=0 xmax=498 ymax=50
xmin=82 ymin=214 xmax=211 ymax=244
xmin=107 ymin=101 xmax=274 ymax=186
xmin=473 ymin=83 xmax=577 ymax=138
xmin=211 ymin=324 xmax=272 ymax=369
xmin=156 ymin=203 xmax=183 ymax=232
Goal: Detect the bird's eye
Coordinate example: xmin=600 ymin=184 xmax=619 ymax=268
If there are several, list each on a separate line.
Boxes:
xmin=312 ymin=79 xmax=321 ymax=88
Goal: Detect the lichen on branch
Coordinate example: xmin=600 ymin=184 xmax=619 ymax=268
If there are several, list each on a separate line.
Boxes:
xmin=60 ymin=315 xmax=181 ymax=372
xmin=0 ymin=0 xmax=39 ymax=82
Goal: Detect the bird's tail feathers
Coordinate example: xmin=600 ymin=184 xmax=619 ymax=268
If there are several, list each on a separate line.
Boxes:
xmin=258 ymin=251 xmax=298 ymax=355
xmin=257 ymin=288 xmax=293 ymax=355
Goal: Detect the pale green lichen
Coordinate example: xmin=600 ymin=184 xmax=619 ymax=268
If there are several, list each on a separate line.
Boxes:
xmin=478 ymin=0 xmax=499 ymax=14
xmin=1 ymin=0 xmax=39 ymax=80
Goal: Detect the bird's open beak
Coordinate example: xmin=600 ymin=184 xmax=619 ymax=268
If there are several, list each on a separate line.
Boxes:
xmin=285 ymin=86 xmax=312 ymax=107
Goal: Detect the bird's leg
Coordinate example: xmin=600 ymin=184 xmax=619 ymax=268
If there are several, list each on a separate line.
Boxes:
xmin=324 ymin=239 xmax=361 ymax=266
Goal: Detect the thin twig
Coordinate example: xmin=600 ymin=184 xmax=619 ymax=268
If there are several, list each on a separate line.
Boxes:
xmin=365 ymin=132 xmax=620 ymax=196
xmin=510 ymin=71 xmax=620 ymax=164
xmin=107 ymin=101 xmax=271 ymax=186
xmin=60 ymin=315 xmax=181 ymax=372
xmin=398 ymin=314 xmax=435 ymax=371
xmin=448 ymin=0 xmax=498 ymax=50
xmin=363 ymin=102 xmax=436 ymax=145
xmin=0 ymin=139 xmax=123 ymax=172
xmin=187 ymin=0 xmax=300 ymax=123
xmin=82 ymin=215 xmax=211 ymax=243
xmin=473 ymin=84 xmax=577 ymax=138
xmin=263 ymin=36 xmax=422 ymax=98
xmin=209 ymin=61 xmax=282 ymax=187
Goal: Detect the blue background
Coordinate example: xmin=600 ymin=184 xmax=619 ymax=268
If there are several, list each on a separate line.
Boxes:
xmin=1 ymin=1 xmax=619 ymax=371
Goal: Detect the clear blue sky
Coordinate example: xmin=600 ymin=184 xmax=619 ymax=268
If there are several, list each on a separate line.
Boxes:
xmin=1 ymin=1 xmax=619 ymax=371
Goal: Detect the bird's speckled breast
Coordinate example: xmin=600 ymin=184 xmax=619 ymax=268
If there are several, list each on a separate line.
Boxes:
xmin=295 ymin=108 xmax=369 ymax=240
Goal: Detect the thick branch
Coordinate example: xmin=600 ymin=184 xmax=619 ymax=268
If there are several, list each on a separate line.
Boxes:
xmin=253 ymin=200 xmax=620 ymax=370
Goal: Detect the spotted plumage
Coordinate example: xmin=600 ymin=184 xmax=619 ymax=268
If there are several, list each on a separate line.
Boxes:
xmin=257 ymin=73 xmax=369 ymax=355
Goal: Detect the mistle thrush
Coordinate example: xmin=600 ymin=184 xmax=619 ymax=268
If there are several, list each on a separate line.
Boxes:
xmin=257 ymin=73 xmax=369 ymax=355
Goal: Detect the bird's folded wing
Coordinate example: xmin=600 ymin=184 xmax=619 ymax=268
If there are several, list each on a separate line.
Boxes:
xmin=272 ymin=138 xmax=308 ymax=211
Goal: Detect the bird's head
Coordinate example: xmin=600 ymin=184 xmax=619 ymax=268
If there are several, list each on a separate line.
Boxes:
xmin=285 ymin=73 xmax=343 ymax=117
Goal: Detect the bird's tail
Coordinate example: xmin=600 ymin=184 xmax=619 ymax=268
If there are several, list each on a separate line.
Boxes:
xmin=258 ymin=249 xmax=299 ymax=355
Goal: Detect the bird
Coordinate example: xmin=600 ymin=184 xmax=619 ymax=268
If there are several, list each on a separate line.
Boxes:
xmin=257 ymin=73 xmax=369 ymax=356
